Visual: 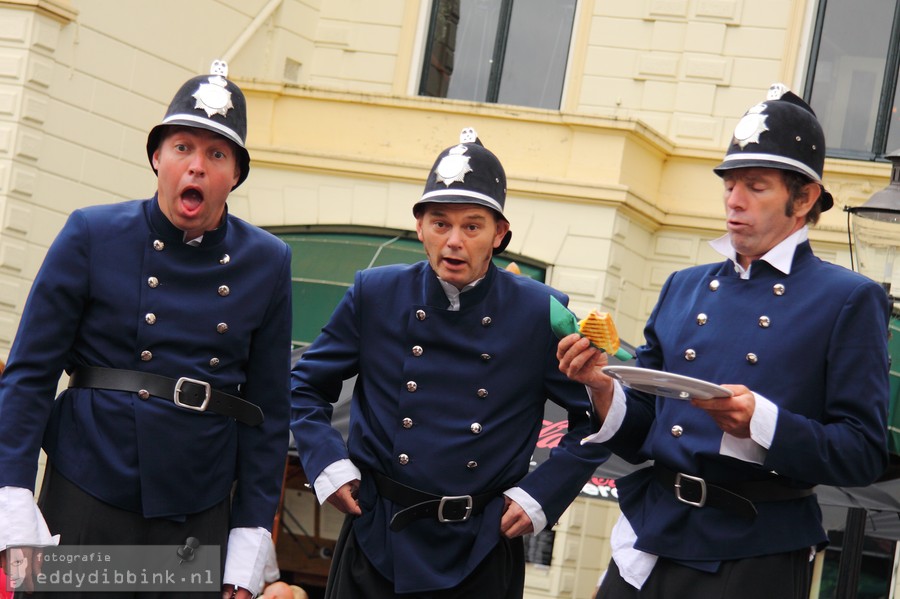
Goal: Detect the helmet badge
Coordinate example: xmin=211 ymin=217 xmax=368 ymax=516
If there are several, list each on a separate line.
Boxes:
xmin=192 ymin=60 xmax=234 ymax=118
xmin=732 ymin=102 xmax=769 ymax=149
xmin=435 ymin=144 xmax=473 ymax=187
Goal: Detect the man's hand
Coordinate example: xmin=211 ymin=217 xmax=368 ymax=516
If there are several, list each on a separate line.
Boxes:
xmin=221 ymin=583 xmax=253 ymax=599
xmin=690 ymin=384 xmax=755 ymax=438
xmin=326 ymin=481 xmax=362 ymax=516
xmin=556 ymin=334 xmax=615 ymax=419
xmin=499 ymin=497 xmax=534 ymax=539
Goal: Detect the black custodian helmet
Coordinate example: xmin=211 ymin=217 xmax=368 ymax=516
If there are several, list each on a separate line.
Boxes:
xmin=714 ymin=83 xmax=833 ymax=212
xmin=146 ymin=60 xmax=250 ymax=189
xmin=415 ymin=127 xmax=512 ymax=254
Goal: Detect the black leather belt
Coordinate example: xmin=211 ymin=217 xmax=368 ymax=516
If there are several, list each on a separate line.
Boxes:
xmin=372 ymin=471 xmax=501 ymax=532
xmin=68 ymin=367 xmax=263 ymax=426
xmin=655 ymin=466 xmax=814 ymax=519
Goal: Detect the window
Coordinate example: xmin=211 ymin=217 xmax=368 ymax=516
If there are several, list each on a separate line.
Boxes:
xmin=277 ymin=229 xmax=545 ymax=346
xmin=805 ymin=0 xmax=900 ymax=160
xmin=817 ymin=529 xmax=895 ymax=598
xmin=418 ymin=0 xmax=577 ymax=109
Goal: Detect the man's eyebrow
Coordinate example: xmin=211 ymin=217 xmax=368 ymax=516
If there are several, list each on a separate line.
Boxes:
xmin=427 ymin=210 xmax=488 ymax=221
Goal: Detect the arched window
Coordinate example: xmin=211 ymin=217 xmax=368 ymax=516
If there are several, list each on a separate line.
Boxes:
xmin=277 ymin=228 xmax=546 ymax=346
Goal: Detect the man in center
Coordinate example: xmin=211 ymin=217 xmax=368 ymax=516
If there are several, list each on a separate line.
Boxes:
xmin=290 ymin=128 xmax=609 ymax=597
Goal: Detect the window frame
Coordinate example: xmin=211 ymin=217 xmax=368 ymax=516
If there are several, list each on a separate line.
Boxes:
xmin=268 ymin=225 xmax=549 ymax=346
xmin=416 ymin=0 xmax=575 ymax=109
xmin=804 ymin=0 xmax=900 ymax=161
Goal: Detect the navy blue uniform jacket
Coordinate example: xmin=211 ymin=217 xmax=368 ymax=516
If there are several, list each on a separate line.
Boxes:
xmin=608 ymin=242 xmax=890 ymax=562
xmin=291 ymin=261 xmax=608 ymax=593
xmin=0 ymin=198 xmax=292 ymax=530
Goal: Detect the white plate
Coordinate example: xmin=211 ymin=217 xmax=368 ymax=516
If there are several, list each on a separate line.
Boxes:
xmin=601 ymin=365 xmax=733 ymax=400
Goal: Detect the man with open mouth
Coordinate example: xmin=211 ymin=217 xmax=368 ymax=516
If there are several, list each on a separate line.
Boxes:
xmin=0 ymin=61 xmax=292 ymax=598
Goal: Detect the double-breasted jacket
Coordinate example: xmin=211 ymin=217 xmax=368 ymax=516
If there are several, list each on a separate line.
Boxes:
xmin=0 ymin=197 xmax=292 ymax=530
xmin=291 ymin=261 xmax=607 ymax=592
xmin=608 ymin=242 xmax=890 ymax=562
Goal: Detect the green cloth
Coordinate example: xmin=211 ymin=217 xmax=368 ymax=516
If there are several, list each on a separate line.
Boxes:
xmin=887 ymin=317 xmax=900 ymax=454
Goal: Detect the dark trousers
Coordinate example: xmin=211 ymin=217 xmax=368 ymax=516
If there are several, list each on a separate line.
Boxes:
xmin=324 ymin=515 xmax=525 ymax=599
xmin=596 ymin=549 xmax=813 ymax=599
xmin=30 ymin=465 xmax=229 ymax=598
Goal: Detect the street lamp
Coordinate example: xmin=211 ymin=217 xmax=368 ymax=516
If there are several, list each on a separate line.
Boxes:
xmin=845 ymin=149 xmax=900 ymax=317
xmin=838 ymin=149 xmax=900 ymax=599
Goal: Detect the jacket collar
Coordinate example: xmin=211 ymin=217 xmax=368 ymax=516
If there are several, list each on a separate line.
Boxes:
xmin=423 ymin=262 xmax=496 ymax=309
xmin=147 ymin=193 xmax=229 ymax=247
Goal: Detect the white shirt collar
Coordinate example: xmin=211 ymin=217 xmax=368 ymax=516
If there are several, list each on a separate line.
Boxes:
xmin=438 ymin=277 xmax=483 ymax=311
xmin=708 ymin=226 xmax=808 ymax=279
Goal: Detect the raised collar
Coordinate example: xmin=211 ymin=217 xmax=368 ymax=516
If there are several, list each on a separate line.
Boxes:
xmin=147 ymin=193 xmax=229 ymax=247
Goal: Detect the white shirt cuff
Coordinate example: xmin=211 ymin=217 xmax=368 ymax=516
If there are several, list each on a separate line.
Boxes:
xmin=720 ymin=391 xmax=775 ymax=464
xmin=223 ymin=527 xmax=279 ymax=597
xmin=581 ymin=381 xmax=627 ymax=444
xmin=313 ymin=459 xmax=362 ymax=505
xmin=503 ymin=487 xmax=547 ymax=533
xmin=609 ymin=514 xmax=657 ymax=589
xmin=0 ymin=486 xmax=60 ymax=552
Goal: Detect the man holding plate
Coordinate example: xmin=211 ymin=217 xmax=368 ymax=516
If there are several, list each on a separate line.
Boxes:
xmin=557 ymin=84 xmax=891 ymax=599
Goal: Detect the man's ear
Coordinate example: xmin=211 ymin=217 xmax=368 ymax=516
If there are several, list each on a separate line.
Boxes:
xmin=795 ymin=182 xmax=821 ymax=218
xmin=415 ymin=215 xmax=425 ymax=243
xmin=493 ymin=219 xmax=510 ymax=249
xmin=151 ymin=149 xmax=160 ymax=171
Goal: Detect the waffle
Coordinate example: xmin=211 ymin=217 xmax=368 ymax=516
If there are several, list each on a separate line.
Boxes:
xmin=578 ymin=310 xmax=621 ymax=354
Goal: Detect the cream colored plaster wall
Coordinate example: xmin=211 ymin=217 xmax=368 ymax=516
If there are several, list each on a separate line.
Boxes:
xmin=0 ymin=0 xmax=883 ymax=357
xmin=523 ymin=497 xmax=621 ymax=599
xmin=0 ymin=5 xmax=74 ymax=349
xmin=0 ymin=0 xmax=318 ymax=353
xmin=577 ymin=0 xmax=806 ymax=150
xmin=306 ymin=0 xmax=407 ymax=92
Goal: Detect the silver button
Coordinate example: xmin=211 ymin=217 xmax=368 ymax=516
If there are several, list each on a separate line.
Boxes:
xmin=416 ymin=309 xmax=426 ymax=321
xmin=773 ymin=284 xmax=785 ymax=296
xmin=219 ymin=254 xmax=230 ymax=265
xmin=480 ymin=353 xmax=491 ymax=361
xmin=758 ymin=316 xmax=771 ymax=328
xmin=153 ymin=240 xmax=164 ymax=251
xmin=402 ymin=418 xmax=413 ymax=429
xmin=470 ymin=423 xmax=483 ymax=434
xmin=476 ymin=388 xmax=488 ymax=398
xmin=209 ymin=357 xmax=220 ymax=367
xmin=398 ymin=454 xmax=409 ymax=465
xmin=696 ymin=313 xmax=708 ymax=326
xmin=140 ymin=350 xmax=153 ymax=361
xmin=217 ymin=322 xmax=229 ymax=334
xmin=138 ymin=389 xmax=150 ymax=400
xmin=671 ymin=425 xmax=683 ymax=437
xmin=406 ymin=381 xmax=418 ymax=392
xmin=147 ymin=276 xmax=159 ymax=288
xmin=481 ymin=316 xmax=492 ymax=326
xmin=412 ymin=345 xmax=423 ymax=357
xmin=708 ymin=280 xmax=720 ymax=291
xmin=218 ymin=285 xmax=230 ymax=297
xmin=467 ymin=461 xmax=478 ymax=469
xmin=145 ymin=313 xmax=156 ymax=325
xmin=746 ymin=353 xmax=758 ymax=364
xmin=684 ymin=349 xmax=696 ymax=361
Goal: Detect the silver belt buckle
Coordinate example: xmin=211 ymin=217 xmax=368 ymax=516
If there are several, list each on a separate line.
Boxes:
xmin=438 ymin=495 xmax=473 ymax=523
xmin=174 ymin=377 xmax=211 ymax=412
xmin=674 ymin=472 xmax=707 ymax=507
